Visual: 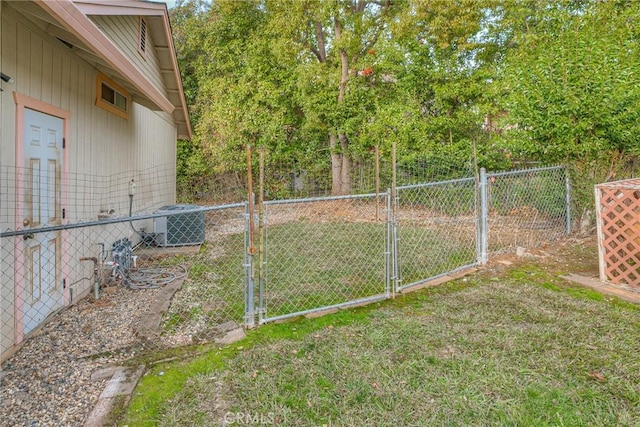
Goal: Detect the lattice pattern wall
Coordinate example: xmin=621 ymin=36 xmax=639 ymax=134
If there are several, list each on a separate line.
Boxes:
xmin=596 ymin=179 xmax=640 ymax=288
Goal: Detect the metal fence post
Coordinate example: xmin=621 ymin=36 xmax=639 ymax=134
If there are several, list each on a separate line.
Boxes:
xmin=391 ymin=141 xmax=400 ymax=294
xmin=258 ymin=147 xmax=266 ymax=324
xmin=565 ymin=167 xmax=572 ymax=235
xmin=244 ymin=200 xmax=255 ymax=329
xmin=479 ymin=168 xmax=488 ymax=265
xmin=385 ymin=189 xmax=392 ymax=298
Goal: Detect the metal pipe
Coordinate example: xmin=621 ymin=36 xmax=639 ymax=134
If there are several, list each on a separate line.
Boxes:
xmin=391 ymin=141 xmax=400 ymax=294
xmin=1 ymin=202 xmax=246 ymax=238
xmin=243 ymin=202 xmax=255 ymax=328
xmin=263 ymin=192 xmax=380 ymax=206
xmin=385 ymin=189 xmax=391 ymax=298
xmin=479 ymin=168 xmax=489 ymax=265
xmin=487 ymin=165 xmax=564 ymax=178
xmin=260 ymin=293 xmax=389 ymax=324
xmin=565 ymin=167 xmax=572 ymax=234
xmin=397 ymin=176 xmax=475 ymax=191
xmin=375 ymin=145 xmax=380 ymax=221
xmin=398 ymin=263 xmax=479 ymax=292
xmin=79 ymin=257 xmax=99 ymax=300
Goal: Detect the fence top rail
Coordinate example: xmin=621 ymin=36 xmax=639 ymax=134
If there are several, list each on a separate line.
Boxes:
xmin=486 ymin=165 xmax=564 ymax=179
xmin=264 ymin=192 xmax=387 ymax=206
xmin=397 ymin=176 xmax=475 ymax=191
xmin=0 ymin=202 xmax=246 ymax=238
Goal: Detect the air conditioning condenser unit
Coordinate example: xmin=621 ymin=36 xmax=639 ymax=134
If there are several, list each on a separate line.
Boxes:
xmin=154 ymin=204 xmax=205 ymax=247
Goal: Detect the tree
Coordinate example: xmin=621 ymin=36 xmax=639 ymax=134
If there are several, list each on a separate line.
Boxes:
xmin=498 ymin=1 xmax=640 ymax=169
xmin=265 ymin=0 xmax=399 ymax=194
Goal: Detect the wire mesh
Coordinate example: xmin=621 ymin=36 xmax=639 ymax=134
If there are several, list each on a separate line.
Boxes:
xmin=1 ymin=163 xmax=570 ymax=365
xmin=395 ymin=178 xmax=479 ymax=291
xmin=0 ymin=163 xmax=177 ymax=227
xmin=485 ymin=166 xmax=568 ymax=255
xmin=253 ymin=149 xmax=476 ymax=202
xmin=0 ymin=159 xmax=572 ymax=424
xmin=260 ymin=195 xmax=389 ymax=322
xmin=0 ymin=203 xmax=248 ymax=363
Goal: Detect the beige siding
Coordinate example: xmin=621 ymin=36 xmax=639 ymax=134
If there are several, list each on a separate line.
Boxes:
xmin=1 ymin=3 xmax=178 ymax=361
xmin=90 ymin=15 xmax=166 ymax=96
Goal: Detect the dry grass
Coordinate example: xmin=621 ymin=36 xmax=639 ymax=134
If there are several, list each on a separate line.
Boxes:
xmin=130 ymin=238 xmax=640 ymax=426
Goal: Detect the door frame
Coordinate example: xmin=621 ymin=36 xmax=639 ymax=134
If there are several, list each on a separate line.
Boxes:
xmin=13 ymin=92 xmax=70 ymax=343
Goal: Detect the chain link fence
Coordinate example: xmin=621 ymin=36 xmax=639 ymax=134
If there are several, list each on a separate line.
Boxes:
xmin=0 ymin=158 xmax=571 ymax=424
xmin=1 ymin=162 xmax=570 ymax=362
xmin=259 ymin=194 xmax=390 ymax=323
xmin=395 ymin=177 xmax=479 ymax=292
xmin=483 ymin=166 xmax=571 ymax=256
xmin=0 ymin=203 xmax=250 ymax=359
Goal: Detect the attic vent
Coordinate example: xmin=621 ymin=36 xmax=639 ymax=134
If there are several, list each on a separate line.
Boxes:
xmin=139 ymin=16 xmax=148 ymax=57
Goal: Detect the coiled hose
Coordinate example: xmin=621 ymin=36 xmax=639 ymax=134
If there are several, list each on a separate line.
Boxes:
xmin=118 ymin=264 xmax=188 ymax=290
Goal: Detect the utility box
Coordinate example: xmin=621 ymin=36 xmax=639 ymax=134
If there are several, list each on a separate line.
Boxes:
xmin=154 ymin=204 xmax=205 ymax=247
xmin=595 ymin=179 xmax=640 ymax=288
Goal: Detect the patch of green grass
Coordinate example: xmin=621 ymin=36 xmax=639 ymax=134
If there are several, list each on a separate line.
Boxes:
xmin=506 ymin=262 xmax=640 ymax=313
xmin=122 ymin=306 xmax=377 ymax=426
xmin=121 ymin=268 xmax=640 ymax=426
xmin=263 ymin=222 xmax=387 ymax=317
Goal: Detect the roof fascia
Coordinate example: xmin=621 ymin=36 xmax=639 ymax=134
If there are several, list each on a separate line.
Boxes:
xmin=157 ymin=5 xmax=192 ymax=139
xmin=74 ymin=1 xmax=166 ymax=16
xmin=35 ymin=0 xmax=175 ymax=114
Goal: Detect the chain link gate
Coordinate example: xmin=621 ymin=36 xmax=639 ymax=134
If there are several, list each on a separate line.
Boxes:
xmin=247 ymin=193 xmax=392 ymax=324
xmin=394 ymin=177 xmax=480 ymax=292
xmin=242 ymin=165 xmax=571 ymax=325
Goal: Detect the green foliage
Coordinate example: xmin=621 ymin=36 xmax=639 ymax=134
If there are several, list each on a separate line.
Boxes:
xmin=493 ymin=1 xmax=640 ymax=213
xmin=170 ymin=0 xmax=640 ymax=207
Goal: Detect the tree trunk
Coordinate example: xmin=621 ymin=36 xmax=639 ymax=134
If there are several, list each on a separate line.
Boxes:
xmin=331 ymin=17 xmax=352 ymax=195
xmin=339 ymin=134 xmax=351 ymax=194
xmin=329 ymin=134 xmax=351 ymax=195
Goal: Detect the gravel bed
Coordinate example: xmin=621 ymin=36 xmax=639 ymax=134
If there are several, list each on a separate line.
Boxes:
xmin=0 ymin=284 xmax=161 ymax=427
xmin=0 ymin=210 xmax=245 ymax=427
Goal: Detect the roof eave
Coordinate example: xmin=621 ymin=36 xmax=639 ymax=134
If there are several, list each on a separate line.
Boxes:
xmin=72 ymin=0 xmax=192 ymax=139
xmin=35 ymin=0 xmax=176 ymax=115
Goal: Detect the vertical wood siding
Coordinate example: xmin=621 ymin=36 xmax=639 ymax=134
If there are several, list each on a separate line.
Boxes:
xmin=1 ymin=3 xmax=178 ymax=360
xmin=90 ymin=15 xmax=166 ymax=95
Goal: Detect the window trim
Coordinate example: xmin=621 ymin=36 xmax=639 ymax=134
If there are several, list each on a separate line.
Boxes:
xmin=138 ymin=16 xmax=148 ymax=59
xmin=95 ymin=72 xmax=129 ymax=120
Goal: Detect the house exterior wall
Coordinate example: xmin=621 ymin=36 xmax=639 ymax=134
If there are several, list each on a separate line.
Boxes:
xmin=1 ymin=3 xmax=178 ymax=362
xmin=90 ymin=15 xmax=167 ymax=95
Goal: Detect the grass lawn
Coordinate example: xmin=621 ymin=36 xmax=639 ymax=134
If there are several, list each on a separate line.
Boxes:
xmin=122 ymin=238 xmax=640 ymax=426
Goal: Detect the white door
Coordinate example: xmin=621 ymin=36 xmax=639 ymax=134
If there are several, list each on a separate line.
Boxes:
xmin=20 ymin=108 xmax=65 ymax=336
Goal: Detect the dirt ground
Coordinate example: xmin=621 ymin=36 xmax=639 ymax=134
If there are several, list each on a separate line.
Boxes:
xmin=482 ymin=234 xmax=600 ymax=277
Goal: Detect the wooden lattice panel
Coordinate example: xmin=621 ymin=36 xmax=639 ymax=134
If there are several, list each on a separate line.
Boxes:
xmin=596 ymin=179 xmax=640 ymax=288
